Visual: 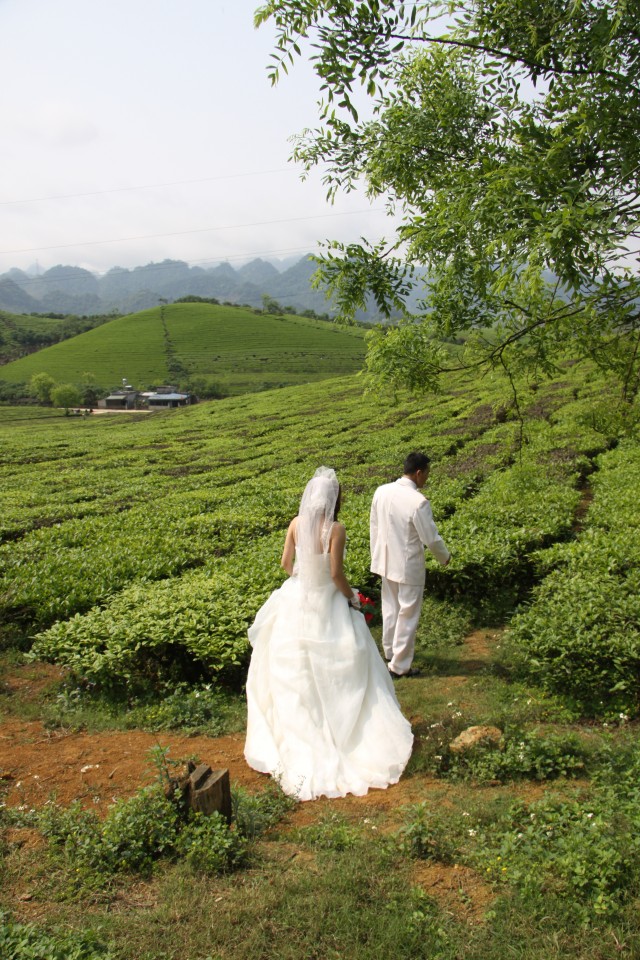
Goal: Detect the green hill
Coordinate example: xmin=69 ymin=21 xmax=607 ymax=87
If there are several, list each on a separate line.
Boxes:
xmin=0 ymin=302 xmax=366 ymax=395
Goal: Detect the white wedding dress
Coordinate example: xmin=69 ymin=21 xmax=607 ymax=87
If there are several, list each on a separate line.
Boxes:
xmin=244 ymin=553 xmax=413 ymax=801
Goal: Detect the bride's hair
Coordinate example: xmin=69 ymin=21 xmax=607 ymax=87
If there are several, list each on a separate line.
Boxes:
xmin=333 ymin=485 xmax=342 ymax=520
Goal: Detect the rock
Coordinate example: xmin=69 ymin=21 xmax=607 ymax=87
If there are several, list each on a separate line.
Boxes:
xmin=449 ymin=726 xmax=503 ymax=754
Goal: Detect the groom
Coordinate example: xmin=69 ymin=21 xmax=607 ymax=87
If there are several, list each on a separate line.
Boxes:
xmin=370 ymin=452 xmax=450 ymax=678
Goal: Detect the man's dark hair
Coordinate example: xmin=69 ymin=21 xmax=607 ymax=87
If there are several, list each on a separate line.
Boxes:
xmin=403 ymin=452 xmax=430 ymax=475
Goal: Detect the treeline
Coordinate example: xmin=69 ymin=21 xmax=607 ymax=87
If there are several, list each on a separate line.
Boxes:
xmin=0 ymin=311 xmax=119 ymax=365
xmin=176 ymin=293 xmax=334 ymax=323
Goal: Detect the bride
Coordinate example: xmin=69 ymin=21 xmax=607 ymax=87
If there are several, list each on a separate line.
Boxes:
xmin=244 ymin=467 xmax=413 ymax=801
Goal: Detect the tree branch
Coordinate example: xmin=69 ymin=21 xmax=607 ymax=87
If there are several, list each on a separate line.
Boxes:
xmin=386 ymin=32 xmax=628 ymax=83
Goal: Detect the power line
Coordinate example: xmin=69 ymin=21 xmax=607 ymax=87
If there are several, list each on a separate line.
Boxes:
xmin=0 ymin=168 xmax=292 ymax=207
xmin=0 ymin=207 xmax=387 ymax=257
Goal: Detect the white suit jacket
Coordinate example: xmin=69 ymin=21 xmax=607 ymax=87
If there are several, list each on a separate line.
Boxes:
xmin=370 ymin=477 xmax=450 ymax=585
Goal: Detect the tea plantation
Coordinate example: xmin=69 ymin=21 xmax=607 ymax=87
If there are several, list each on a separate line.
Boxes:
xmin=1 ymin=361 xmax=637 ymax=716
xmin=2 ymin=363 xmax=640 ymax=960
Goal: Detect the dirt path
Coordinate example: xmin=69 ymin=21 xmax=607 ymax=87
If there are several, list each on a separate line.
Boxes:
xmin=0 ymin=719 xmax=266 ymax=814
xmin=0 ymin=630 xmax=501 ymax=816
xmin=1 ymin=631 xmax=505 ymax=922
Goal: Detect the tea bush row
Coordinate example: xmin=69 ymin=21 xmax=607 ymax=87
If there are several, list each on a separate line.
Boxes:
xmin=16 ymin=379 xmax=539 ymax=684
xmin=30 ymin=539 xmax=283 ymax=690
xmin=30 ymin=456 xmax=582 ymax=693
xmin=506 ymin=440 xmax=640 ymax=717
xmin=28 ymin=415 xmax=608 ymax=690
xmin=4 ymin=365 xmax=621 ymax=694
xmin=1 ymin=476 xmax=295 ymax=625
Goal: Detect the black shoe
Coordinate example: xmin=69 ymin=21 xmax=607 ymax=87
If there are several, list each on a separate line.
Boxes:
xmin=389 ymin=668 xmax=421 ymax=680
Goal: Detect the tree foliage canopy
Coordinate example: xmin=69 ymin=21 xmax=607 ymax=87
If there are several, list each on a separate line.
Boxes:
xmin=29 ymin=371 xmax=56 ymax=405
xmin=255 ymin=0 xmax=640 ymax=402
xmin=51 ymin=383 xmax=82 ymax=412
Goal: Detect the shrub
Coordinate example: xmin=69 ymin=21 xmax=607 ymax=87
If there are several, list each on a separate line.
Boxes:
xmin=175 ymin=811 xmax=248 ymax=874
xmin=0 ymin=912 xmax=114 ymax=960
xmin=232 ymin=781 xmax=296 ymax=839
xmin=38 ymin=784 xmax=248 ymax=887
xmin=97 ymin=788 xmax=180 ymax=874
xmin=397 ymin=803 xmax=458 ymax=864
xmin=30 ymin=762 xmax=295 ymax=893
xmin=39 ymin=787 xmax=180 ymax=880
xmin=441 ymin=729 xmax=588 ymax=783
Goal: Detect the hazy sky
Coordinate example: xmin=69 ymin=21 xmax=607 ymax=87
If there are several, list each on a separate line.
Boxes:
xmin=1 ymin=0 xmax=389 ymax=276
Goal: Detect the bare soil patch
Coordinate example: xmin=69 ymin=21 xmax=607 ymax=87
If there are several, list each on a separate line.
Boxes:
xmin=461 ymin=628 xmax=500 ymax=663
xmin=1 ymin=662 xmax=62 ymax=699
xmin=0 ymin=629 xmax=504 ymax=816
xmin=0 ymin=719 xmax=265 ymax=813
xmin=412 ymin=860 xmax=495 ymax=924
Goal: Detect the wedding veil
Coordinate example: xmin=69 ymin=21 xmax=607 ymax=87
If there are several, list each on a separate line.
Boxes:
xmin=296 ymin=466 xmax=339 ymax=560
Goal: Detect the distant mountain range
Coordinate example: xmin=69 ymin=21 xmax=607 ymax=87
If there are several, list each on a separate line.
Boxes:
xmin=0 ymin=256 xmax=391 ymax=320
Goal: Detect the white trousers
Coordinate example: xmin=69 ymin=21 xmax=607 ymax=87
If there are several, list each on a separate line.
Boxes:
xmin=381 ymin=577 xmax=424 ymax=676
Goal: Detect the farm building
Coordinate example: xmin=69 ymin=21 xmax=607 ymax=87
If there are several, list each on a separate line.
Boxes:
xmin=146 ymin=388 xmax=191 ymax=408
xmin=101 ymin=389 xmax=139 ymax=410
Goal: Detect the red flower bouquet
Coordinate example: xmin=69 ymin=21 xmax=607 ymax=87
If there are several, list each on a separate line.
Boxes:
xmin=358 ymin=592 xmax=376 ymax=624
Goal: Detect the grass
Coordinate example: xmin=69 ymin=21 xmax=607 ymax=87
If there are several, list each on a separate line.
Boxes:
xmin=2 ymin=630 xmax=640 ymax=959
xmin=0 ymin=302 xmax=366 ymax=394
xmin=0 ymin=405 xmax=66 ymax=423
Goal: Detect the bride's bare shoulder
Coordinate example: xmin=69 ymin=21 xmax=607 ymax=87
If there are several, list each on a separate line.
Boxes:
xmin=330 ymin=521 xmax=346 ymax=542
